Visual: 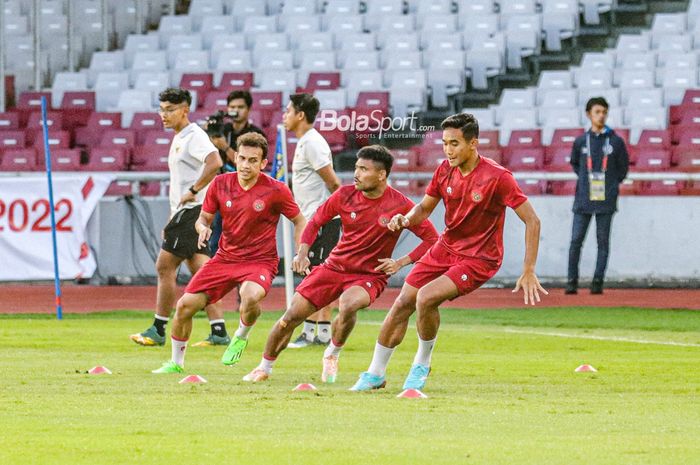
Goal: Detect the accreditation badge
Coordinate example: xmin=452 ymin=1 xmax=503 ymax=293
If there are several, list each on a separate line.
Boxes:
xmin=589 ymin=171 xmax=606 ymax=201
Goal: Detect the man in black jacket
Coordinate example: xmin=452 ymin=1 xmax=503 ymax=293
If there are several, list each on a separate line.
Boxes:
xmin=566 ymin=97 xmax=629 ymax=295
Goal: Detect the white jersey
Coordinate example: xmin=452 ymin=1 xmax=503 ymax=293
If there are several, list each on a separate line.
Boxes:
xmin=291 ymin=128 xmax=333 ymax=220
xmin=167 ymin=122 xmax=217 ymax=216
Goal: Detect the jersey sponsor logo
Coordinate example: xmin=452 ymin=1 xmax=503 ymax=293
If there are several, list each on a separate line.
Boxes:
xmin=471 ymin=191 xmax=483 ymax=202
xmin=225 ymin=200 xmax=232 ymax=208
xmin=378 ymin=215 xmax=390 ymax=227
xmin=253 ymin=199 xmax=265 ymax=212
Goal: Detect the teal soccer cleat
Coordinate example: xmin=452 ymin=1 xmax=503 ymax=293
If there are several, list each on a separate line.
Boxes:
xmin=349 ymin=372 xmax=386 ymax=391
xmin=402 ymin=364 xmax=430 ymax=390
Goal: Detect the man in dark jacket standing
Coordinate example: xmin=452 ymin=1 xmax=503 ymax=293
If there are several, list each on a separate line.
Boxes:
xmin=566 ymin=97 xmax=629 ymax=295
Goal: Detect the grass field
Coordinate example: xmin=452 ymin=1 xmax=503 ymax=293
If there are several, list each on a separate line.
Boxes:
xmin=1 ymin=307 xmax=699 ymax=465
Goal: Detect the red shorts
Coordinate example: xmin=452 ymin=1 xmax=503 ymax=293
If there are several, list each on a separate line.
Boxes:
xmin=405 ymin=242 xmax=500 ymax=297
xmin=295 ymin=264 xmax=388 ymax=310
xmin=185 ymin=255 xmax=278 ymax=304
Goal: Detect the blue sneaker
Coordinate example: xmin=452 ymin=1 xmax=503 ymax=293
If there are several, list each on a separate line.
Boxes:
xmin=402 ymin=364 xmax=430 ymax=390
xmin=349 ymin=372 xmax=386 ymax=391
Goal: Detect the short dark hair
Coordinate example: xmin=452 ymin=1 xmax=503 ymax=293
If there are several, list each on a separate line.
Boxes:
xmin=158 ymin=87 xmax=191 ymax=106
xmin=236 ymin=132 xmax=268 ymax=160
xmin=357 ymin=145 xmax=394 ymax=176
xmin=586 ymin=97 xmax=609 ymax=112
xmin=441 ymin=113 xmax=479 ymax=141
xmin=289 ymin=93 xmax=320 ymax=123
xmin=227 ymin=90 xmax=252 ymax=108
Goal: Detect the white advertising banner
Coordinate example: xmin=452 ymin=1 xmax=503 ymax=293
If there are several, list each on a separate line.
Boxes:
xmin=0 ymin=174 xmax=114 ymax=281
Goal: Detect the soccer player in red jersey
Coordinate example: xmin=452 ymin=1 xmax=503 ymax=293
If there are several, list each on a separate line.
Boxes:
xmin=351 ymin=113 xmax=548 ymax=392
xmin=152 ymin=133 xmax=307 ymax=374
xmin=242 ymin=145 xmax=439 ymax=383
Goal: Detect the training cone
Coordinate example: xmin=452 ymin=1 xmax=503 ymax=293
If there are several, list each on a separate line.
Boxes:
xmin=179 ymin=375 xmax=207 ymax=384
xmin=88 ymin=366 xmax=112 ymax=375
xmin=397 ymin=389 xmax=428 ymax=399
xmin=575 ymin=364 xmax=597 ymax=373
xmin=293 ymin=383 xmax=317 ymax=391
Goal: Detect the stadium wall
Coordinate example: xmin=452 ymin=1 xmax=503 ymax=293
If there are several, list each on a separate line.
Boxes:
xmin=90 ymin=196 xmax=700 ymax=285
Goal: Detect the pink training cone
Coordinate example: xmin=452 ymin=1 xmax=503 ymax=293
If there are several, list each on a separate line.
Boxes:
xmin=397 ymin=389 xmax=428 ymax=399
xmin=88 ymin=366 xmax=112 ymax=375
xmin=575 ymin=364 xmax=598 ymax=372
xmin=179 ymin=375 xmax=207 ymax=384
xmin=293 ymin=383 xmax=317 ymax=391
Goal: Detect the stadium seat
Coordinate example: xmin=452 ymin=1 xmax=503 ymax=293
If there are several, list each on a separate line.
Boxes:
xmin=16 ymin=92 xmax=52 ymax=126
xmin=478 ymin=130 xmax=499 ymax=149
xmin=104 ymin=181 xmax=134 ymax=196
xmin=123 ymin=34 xmax=160 ymax=67
xmin=391 ymin=179 xmax=425 ymax=197
xmin=0 ymin=148 xmax=37 ymax=171
xmin=504 ymin=147 xmax=545 ymax=171
xmin=216 ymin=72 xmax=254 ymax=90
xmin=637 ymin=180 xmax=681 ymax=196
xmin=130 ymin=114 xmax=164 ymax=143
xmin=549 ymin=128 xmax=584 ymax=148
xmin=516 ymin=179 xmax=547 ymax=195
xmin=0 ymin=130 xmax=27 ymax=149
xmin=94 ymin=72 xmax=130 ymax=112
xmin=200 ymin=17 xmax=236 ymax=48
xmin=544 ymin=146 xmax=573 ymax=171
xmin=0 ymin=113 xmax=20 ymax=130
xmin=549 ymin=180 xmax=577 ymax=195
xmin=26 ymin=129 xmax=71 ymax=149
xmin=507 ymin=129 xmax=542 ymax=148
xmin=390 ymin=149 xmax=419 ymax=172
xmin=99 ymin=129 xmax=137 ymax=157
xmin=131 ymin=145 xmax=169 ymax=171
xmin=343 ymin=71 xmax=384 ymax=107
xmin=179 ymin=73 xmax=214 ymax=107
xmin=480 ymin=148 xmax=503 ymax=165
xmin=74 ymin=112 xmax=122 ymax=147
xmin=26 ymin=111 xmax=63 ymax=131
xmin=85 ymin=147 xmax=128 ymax=171
xmin=633 ymin=148 xmax=671 ymax=171
xmin=60 ymin=91 xmax=96 ymax=130
xmin=37 ymin=148 xmax=81 ymax=171
xmin=465 ymin=36 xmax=504 ymax=89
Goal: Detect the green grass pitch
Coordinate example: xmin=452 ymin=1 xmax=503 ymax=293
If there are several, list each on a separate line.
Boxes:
xmin=1 ymin=307 xmax=699 ymax=465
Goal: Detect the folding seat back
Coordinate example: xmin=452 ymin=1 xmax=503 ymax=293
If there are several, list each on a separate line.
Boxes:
xmin=0 ymin=148 xmax=36 ymax=171
xmin=0 ymin=130 xmax=27 ymax=149
xmin=40 ymin=148 xmax=81 ymax=171
xmin=0 ymin=113 xmax=20 ymax=130
xmin=390 ymin=149 xmax=419 ymax=172
xmin=131 ymin=144 xmax=169 ymax=171
xmin=61 ymin=91 xmax=95 ymax=129
xmin=217 ymin=72 xmax=255 ymax=90
xmin=478 ymin=130 xmax=499 ymax=149
xmin=505 ymin=147 xmax=545 ymax=171
xmin=86 ymin=147 xmax=128 ymax=171
xmin=634 ymin=148 xmax=671 ymax=171
xmin=517 ymin=179 xmax=547 ymax=195
xmin=26 ymin=111 xmax=63 ymax=130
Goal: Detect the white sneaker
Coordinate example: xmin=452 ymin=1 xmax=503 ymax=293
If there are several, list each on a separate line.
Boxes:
xmin=242 ymin=367 xmax=269 ymax=382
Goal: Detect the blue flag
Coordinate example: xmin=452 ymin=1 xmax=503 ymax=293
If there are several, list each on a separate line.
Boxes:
xmin=271 ymin=125 xmax=286 ymax=182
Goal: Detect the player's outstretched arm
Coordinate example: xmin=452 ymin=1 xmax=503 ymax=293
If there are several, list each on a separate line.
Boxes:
xmin=512 ymin=200 xmax=548 ymax=305
xmin=289 ymin=213 xmax=307 ymax=249
xmin=195 ymin=210 xmax=216 ymax=249
xmin=388 ymin=194 xmax=440 ymax=231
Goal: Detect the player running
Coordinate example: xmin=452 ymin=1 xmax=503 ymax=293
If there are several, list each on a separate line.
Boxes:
xmin=242 ymin=145 xmax=438 ymax=383
xmin=152 ymin=133 xmax=306 ymax=374
xmin=351 ymin=113 xmax=548 ymax=392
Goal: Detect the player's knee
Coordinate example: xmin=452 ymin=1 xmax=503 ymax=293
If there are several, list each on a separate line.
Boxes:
xmin=155 ymin=260 xmax=176 ymax=279
xmin=416 ymin=289 xmax=440 ymax=310
xmin=394 ymin=292 xmax=416 ymax=313
xmin=338 ymin=296 xmax=364 ymax=314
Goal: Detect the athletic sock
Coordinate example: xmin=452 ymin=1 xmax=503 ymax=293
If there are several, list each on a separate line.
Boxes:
xmin=153 ymin=315 xmax=168 ymax=337
xmin=367 ymin=342 xmax=395 ymax=377
xmin=209 ymin=319 xmax=227 ymax=337
xmin=323 ymin=339 xmax=343 ymax=359
xmin=413 ymin=336 xmax=437 ymax=367
xmin=234 ymin=318 xmax=253 ymax=339
xmin=316 ymin=321 xmax=331 ymax=343
xmin=302 ymin=320 xmax=316 ymax=339
xmin=171 ymin=336 xmax=188 ymax=367
xmin=260 ymin=355 xmax=276 ymax=374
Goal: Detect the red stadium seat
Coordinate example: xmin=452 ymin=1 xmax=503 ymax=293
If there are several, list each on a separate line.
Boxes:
xmin=99 ymin=129 xmax=136 ymax=155
xmin=671 ymin=127 xmax=700 ymax=165
xmin=631 ymin=129 xmax=671 ymax=165
xmin=637 ymin=180 xmax=681 ymax=196
xmin=619 ymin=179 xmax=639 ymax=196
xmin=351 ymin=91 xmax=391 ymax=146
xmin=201 ymin=91 xmax=230 ymax=112
xmin=0 ymin=148 xmax=37 ymax=171
xmin=86 ymin=147 xmax=128 ymax=171
xmin=674 ymin=150 xmax=700 ymax=171
xmin=391 ymin=179 xmax=425 ymax=196
xmin=247 ymin=109 xmax=266 ymax=128
xmin=544 ymin=146 xmax=572 ymax=171
xmin=105 ymin=181 xmax=133 ymax=196
xmin=507 ymin=129 xmax=542 ymax=148
xmin=633 ymin=148 xmax=671 ymax=171
xmin=391 ymin=149 xmax=419 ymax=172
xmin=0 ymin=112 xmax=20 ymax=130
xmin=549 ymin=180 xmax=577 ymax=195
xmin=549 ymin=128 xmax=583 ymax=147
xmin=217 ymin=72 xmax=254 ymax=91
xmin=680 ymin=89 xmax=700 ymax=107
xmin=0 ymin=130 xmax=27 ymax=149
xmin=16 ymin=91 xmax=52 ymax=126
xmin=180 ymin=73 xmax=214 ymax=107
xmin=252 ymin=91 xmax=284 ymax=127
xmin=477 ymin=130 xmax=499 ymax=149
xmin=38 ymin=148 xmax=81 ymax=171
xmin=131 ymin=145 xmax=169 ymax=171
xmin=314 ymin=109 xmax=348 ymax=153
xmin=504 ymin=147 xmax=545 ymax=171
xmin=480 ymin=147 xmax=503 ymax=165
xmin=680 ymin=181 xmax=700 ymax=195
xmin=613 ymin=128 xmax=630 ymax=147
xmin=130 ymin=113 xmax=164 ymax=143
xmin=304 ymin=72 xmax=341 ymax=91
xmin=26 ymin=111 xmax=64 ymax=130
xmin=60 ymin=91 xmax=95 ymax=130
xmin=140 ymin=130 xmax=173 ymax=148
xmin=26 ymin=129 xmax=71 ymax=149
xmin=139 ymin=181 xmax=166 ymax=196
xmin=74 ymin=112 xmax=122 ymax=147
xmin=517 ymin=179 xmax=547 ymax=195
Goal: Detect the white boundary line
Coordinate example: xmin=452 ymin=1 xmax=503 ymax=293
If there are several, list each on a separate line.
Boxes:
xmin=503 ymin=328 xmax=700 ymax=348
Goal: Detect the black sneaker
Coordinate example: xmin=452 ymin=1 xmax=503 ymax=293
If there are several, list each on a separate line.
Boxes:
xmin=590 ymin=279 xmax=604 ymax=294
xmin=287 ymin=333 xmax=313 ymax=349
xmin=564 ymin=280 xmax=578 ymax=295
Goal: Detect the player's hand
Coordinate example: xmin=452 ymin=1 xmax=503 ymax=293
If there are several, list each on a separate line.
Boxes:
xmin=195 ymin=224 xmax=211 ymax=249
xmin=210 ymin=135 xmax=228 ymax=151
xmin=374 ymin=258 xmax=401 ymax=275
xmin=292 ymin=254 xmax=311 ymax=275
xmin=512 ymin=270 xmax=548 ymax=306
xmin=179 ymin=191 xmax=196 ymax=207
xmin=388 ymin=214 xmax=409 ymax=232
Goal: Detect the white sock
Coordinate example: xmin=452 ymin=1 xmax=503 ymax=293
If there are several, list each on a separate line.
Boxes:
xmin=260 ymin=356 xmax=275 ymax=374
xmin=367 ymin=342 xmax=395 ymax=377
xmin=171 ymin=337 xmax=188 ymax=367
xmin=323 ymin=340 xmax=343 ymax=359
xmin=234 ymin=318 xmax=253 ymax=339
xmin=413 ymin=336 xmax=437 ymax=367
xmin=302 ymin=320 xmax=316 ymax=338
xmin=316 ymin=322 xmax=331 ymax=343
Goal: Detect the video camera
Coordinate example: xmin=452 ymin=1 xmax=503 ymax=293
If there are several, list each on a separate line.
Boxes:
xmin=205 ymin=110 xmax=239 ymax=138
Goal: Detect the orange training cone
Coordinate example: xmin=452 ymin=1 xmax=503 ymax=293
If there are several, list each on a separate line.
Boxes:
xmin=293 ymin=383 xmax=317 ymax=391
xmin=88 ymin=366 xmax=112 ymax=375
xmin=575 ymin=364 xmax=597 ymax=373
xmin=179 ymin=375 xmax=207 ymax=384
xmin=397 ymin=389 xmax=428 ymax=399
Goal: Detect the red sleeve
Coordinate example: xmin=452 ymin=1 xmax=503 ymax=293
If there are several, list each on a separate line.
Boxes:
xmin=407 ymin=218 xmax=439 ymax=263
xmin=278 ymin=183 xmax=301 ymax=220
xmin=202 ymin=176 xmax=219 ymax=214
xmin=300 ymin=190 xmax=340 ymax=246
xmin=497 ymin=171 xmax=528 ymax=209
xmin=425 ymin=163 xmax=443 ymax=199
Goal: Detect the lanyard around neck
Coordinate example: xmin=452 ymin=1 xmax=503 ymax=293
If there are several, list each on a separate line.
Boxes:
xmin=585 ymin=133 xmax=611 ymax=173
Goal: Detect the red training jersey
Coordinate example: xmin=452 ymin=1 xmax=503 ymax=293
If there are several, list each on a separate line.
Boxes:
xmin=425 ymin=157 xmax=527 ymax=264
xmin=302 ymin=185 xmax=439 ymax=275
xmin=203 ymin=172 xmax=301 ymax=263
